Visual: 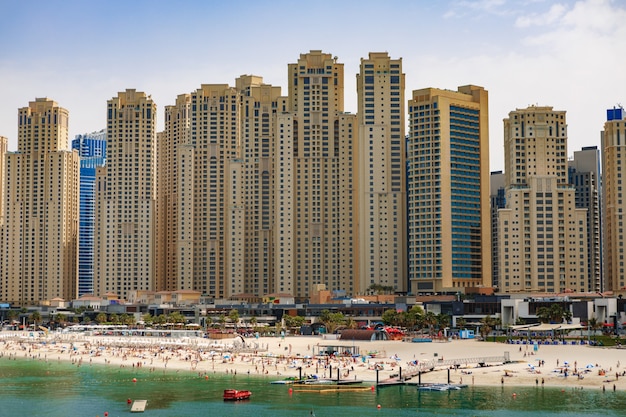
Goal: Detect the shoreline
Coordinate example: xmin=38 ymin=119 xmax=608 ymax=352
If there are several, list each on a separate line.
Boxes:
xmin=1 ymin=332 xmax=625 ymax=391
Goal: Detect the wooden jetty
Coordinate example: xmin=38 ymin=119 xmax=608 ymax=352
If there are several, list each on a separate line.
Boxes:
xmin=376 ymin=352 xmax=510 ymax=387
xmin=130 ymin=400 xmax=148 ymax=412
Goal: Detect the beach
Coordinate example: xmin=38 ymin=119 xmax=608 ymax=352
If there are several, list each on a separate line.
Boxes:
xmin=1 ymin=332 xmax=624 ymax=391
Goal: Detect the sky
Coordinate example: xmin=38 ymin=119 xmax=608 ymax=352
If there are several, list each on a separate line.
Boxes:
xmin=1 ymin=0 xmax=625 ymax=172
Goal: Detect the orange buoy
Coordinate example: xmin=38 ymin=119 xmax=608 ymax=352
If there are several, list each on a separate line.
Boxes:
xmin=205 ymin=375 xmax=209 ymax=380
xmin=288 ymin=388 xmax=293 ymax=394
xmin=127 ymin=398 xmax=132 ymax=404
xmin=132 ymin=378 xmax=137 ymax=383
xmin=104 ymin=412 xmax=108 ymax=417
xmin=371 ymin=385 xmax=375 ymax=391
xmin=377 ymin=404 xmax=381 ymax=409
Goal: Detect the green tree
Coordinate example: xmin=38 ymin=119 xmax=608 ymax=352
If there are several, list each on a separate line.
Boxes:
xmin=588 ymin=317 xmax=601 ymax=340
xmin=381 ymin=309 xmax=399 ymax=326
xmin=142 ymin=313 xmax=154 ymax=326
xmin=228 ymin=309 xmax=240 ymax=329
xmin=284 ymin=315 xmax=305 ymax=333
xmin=167 ymin=311 xmax=186 ymax=325
xmin=109 ymin=313 xmax=120 ymax=325
xmin=479 ymin=315 xmax=498 ymax=340
xmin=55 ymin=313 xmax=68 ymax=328
xmin=422 ymin=311 xmax=437 ymax=336
xmin=7 ymin=309 xmax=19 ymax=324
xmin=436 ymin=313 xmax=450 ymax=330
xmin=408 ymin=305 xmax=425 ymax=331
xmin=368 ymin=284 xmax=394 ymax=295
xmin=456 ymin=317 xmax=467 ymax=330
xmin=345 ymin=317 xmax=358 ymax=330
xmin=154 ymin=314 xmax=167 ymax=325
xmin=120 ymin=313 xmax=135 ymax=326
xmin=218 ymin=314 xmax=227 ymax=330
xmin=30 ymin=311 xmax=42 ymax=327
xmin=536 ymin=304 xmax=570 ymax=323
xmin=249 ymin=316 xmax=257 ymax=328
xmin=319 ymin=309 xmax=346 ymax=334
xmin=95 ymin=312 xmax=108 ymax=324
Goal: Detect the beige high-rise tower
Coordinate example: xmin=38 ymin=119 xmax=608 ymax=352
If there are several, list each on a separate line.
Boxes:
xmin=275 ymin=51 xmax=357 ymax=298
xmin=0 ymin=135 xmax=6 ymax=227
xmin=407 ymin=86 xmax=491 ymax=293
xmin=601 ymin=107 xmax=626 ymax=292
xmin=158 ymin=77 xmax=284 ymax=298
xmin=94 ymin=90 xmax=156 ymax=300
xmin=1 ymin=98 xmax=80 ymax=306
xmin=355 ymin=52 xmax=406 ymax=294
xmin=499 ymin=106 xmax=588 ymax=293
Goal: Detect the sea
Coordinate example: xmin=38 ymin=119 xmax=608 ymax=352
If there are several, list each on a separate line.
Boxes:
xmin=1 ymin=357 xmax=625 ymax=417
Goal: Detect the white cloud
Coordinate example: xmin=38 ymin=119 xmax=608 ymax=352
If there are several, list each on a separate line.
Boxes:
xmin=515 ymin=3 xmax=568 ymax=27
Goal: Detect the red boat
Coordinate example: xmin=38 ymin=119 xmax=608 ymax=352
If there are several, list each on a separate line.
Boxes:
xmin=223 ymin=389 xmax=252 ymax=401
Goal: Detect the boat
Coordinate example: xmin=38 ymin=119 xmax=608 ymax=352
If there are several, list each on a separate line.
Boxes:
xmin=418 ymin=383 xmax=463 ymax=391
xmin=223 ymin=389 xmax=252 ymax=401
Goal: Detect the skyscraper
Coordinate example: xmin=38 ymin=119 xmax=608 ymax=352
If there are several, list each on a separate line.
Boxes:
xmin=601 ymin=106 xmax=626 ymax=292
xmin=499 ymin=106 xmax=588 ymax=293
xmin=157 ymin=94 xmax=190 ymax=293
xmin=490 ymin=171 xmax=506 ymax=290
xmin=568 ymin=146 xmax=601 ymax=292
xmin=94 ymin=90 xmax=156 ymax=300
xmin=158 ymin=77 xmax=284 ymax=299
xmin=158 ymin=75 xmax=285 ymax=298
xmin=1 ymin=98 xmax=80 ymax=306
xmin=356 ymin=52 xmax=406 ymax=294
xmin=275 ymin=51 xmax=357 ymax=299
xmin=407 ymin=86 xmax=490 ymax=293
xmin=0 ymin=135 xmax=7 ymax=227
xmin=72 ymin=130 xmax=107 ymax=296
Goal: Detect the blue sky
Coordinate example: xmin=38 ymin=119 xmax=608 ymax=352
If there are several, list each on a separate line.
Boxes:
xmin=1 ymin=0 xmax=625 ymax=171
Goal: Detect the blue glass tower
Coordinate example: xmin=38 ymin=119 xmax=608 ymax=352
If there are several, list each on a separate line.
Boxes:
xmin=71 ymin=130 xmax=106 ymax=296
xmin=407 ymin=86 xmax=490 ymax=293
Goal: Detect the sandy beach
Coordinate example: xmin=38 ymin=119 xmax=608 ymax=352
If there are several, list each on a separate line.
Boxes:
xmin=1 ymin=332 xmax=624 ymax=391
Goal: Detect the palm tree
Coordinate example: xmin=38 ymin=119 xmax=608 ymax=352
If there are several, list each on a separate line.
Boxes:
xmin=120 ymin=313 xmax=135 ymax=326
xmin=95 ymin=312 xmax=108 ymax=324
xmin=588 ymin=317 xmax=601 ymax=341
xmin=167 ymin=311 xmax=186 ymax=325
xmin=154 ymin=314 xmax=168 ymax=325
xmin=228 ymin=309 xmax=240 ymax=330
xmin=55 ymin=313 xmax=67 ymax=329
xmin=536 ymin=304 xmax=569 ymax=323
xmin=7 ymin=309 xmax=18 ymax=325
xmin=249 ymin=316 xmax=257 ymax=328
xmin=30 ymin=311 xmax=42 ymax=328
xmin=480 ymin=315 xmax=496 ymax=340
xmin=436 ymin=313 xmax=450 ymax=330
xmin=109 ymin=313 xmax=120 ymax=325
xmin=142 ymin=313 xmax=154 ymax=326
xmin=456 ymin=317 xmax=467 ymax=330
xmin=319 ymin=309 xmax=346 ymax=334
xmin=423 ymin=311 xmax=438 ymax=336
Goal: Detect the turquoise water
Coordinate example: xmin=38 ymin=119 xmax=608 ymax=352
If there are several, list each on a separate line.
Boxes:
xmin=1 ymin=358 xmax=625 ymax=417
